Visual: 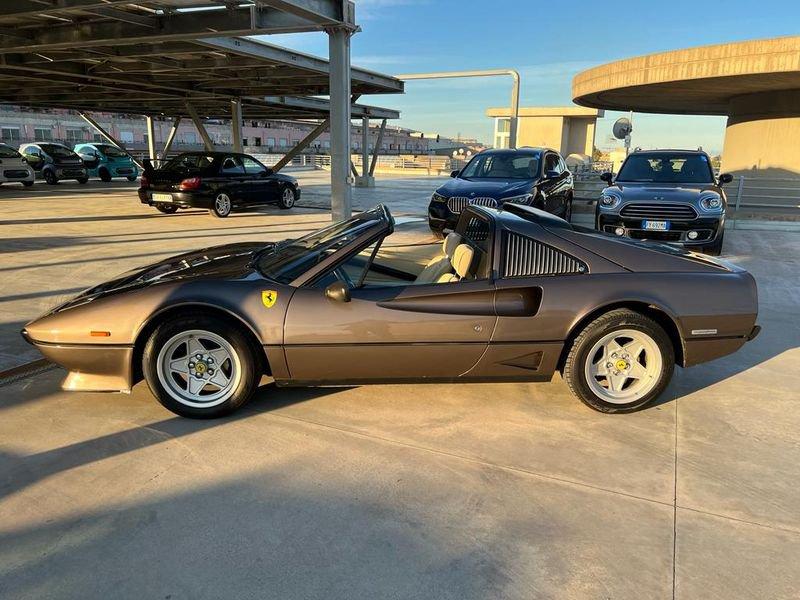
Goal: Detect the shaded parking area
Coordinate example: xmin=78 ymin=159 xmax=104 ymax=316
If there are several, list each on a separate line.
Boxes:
xmin=1 ymin=174 xmax=799 ymax=599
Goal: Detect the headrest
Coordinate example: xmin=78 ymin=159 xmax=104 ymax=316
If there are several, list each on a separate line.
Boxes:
xmin=442 ymin=232 xmax=462 ymax=258
xmin=451 ymin=244 xmax=475 ymax=279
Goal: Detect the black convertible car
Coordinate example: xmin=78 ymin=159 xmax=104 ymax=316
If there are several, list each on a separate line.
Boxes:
xmin=139 ymin=152 xmax=300 ymax=217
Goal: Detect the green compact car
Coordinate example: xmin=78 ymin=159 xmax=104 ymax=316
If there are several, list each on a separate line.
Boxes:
xmin=74 ymin=143 xmax=138 ymax=182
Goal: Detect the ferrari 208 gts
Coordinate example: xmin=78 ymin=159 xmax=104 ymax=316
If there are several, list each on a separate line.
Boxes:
xmin=22 ymin=204 xmax=760 ymax=418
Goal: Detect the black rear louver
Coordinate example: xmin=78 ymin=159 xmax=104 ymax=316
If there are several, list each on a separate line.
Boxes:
xmin=503 ymin=233 xmax=587 ymax=277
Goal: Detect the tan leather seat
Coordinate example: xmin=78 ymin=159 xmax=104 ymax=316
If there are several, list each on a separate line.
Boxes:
xmin=436 ymin=244 xmax=475 ymax=283
xmin=414 ymin=232 xmax=462 ymax=284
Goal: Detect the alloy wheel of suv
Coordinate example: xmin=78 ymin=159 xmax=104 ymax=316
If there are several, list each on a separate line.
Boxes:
xmin=213 ymin=193 xmax=232 ymax=218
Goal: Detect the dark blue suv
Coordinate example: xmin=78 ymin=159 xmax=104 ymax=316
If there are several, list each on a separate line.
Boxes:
xmin=427 ymin=147 xmax=573 ymax=237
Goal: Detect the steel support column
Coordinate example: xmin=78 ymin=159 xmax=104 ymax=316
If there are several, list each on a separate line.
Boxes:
xmin=361 ymin=117 xmax=369 ymax=175
xmin=185 ymin=102 xmax=214 ymax=151
xmin=230 ymin=98 xmax=243 ymax=153
xmin=145 ymin=115 xmax=157 ymax=161
xmin=161 ymin=116 xmax=181 ymax=159
xmin=369 ymin=118 xmax=387 ymax=176
xmin=327 ymin=26 xmax=353 ymax=220
xmin=77 ymin=110 xmax=144 ymax=170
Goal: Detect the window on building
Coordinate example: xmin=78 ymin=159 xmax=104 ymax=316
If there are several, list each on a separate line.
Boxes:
xmin=242 ymin=138 xmax=249 ymax=147
xmin=278 ymin=138 xmax=287 ymax=147
xmin=254 ymin=137 xmax=262 ymax=147
xmin=497 ymin=118 xmax=511 ymax=133
xmin=266 ymin=137 xmax=275 ymax=147
xmin=119 ymin=131 xmax=134 ymax=144
xmin=1 ymin=127 xmax=21 ymax=142
xmin=65 ymin=128 xmax=83 ymax=142
xmin=33 ymin=127 xmax=52 ymax=142
xmin=183 ymin=132 xmax=197 ymax=144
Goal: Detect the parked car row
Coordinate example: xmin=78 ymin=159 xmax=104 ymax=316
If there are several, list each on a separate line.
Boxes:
xmin=427 ymin=146 xmax=732 ymax=255
xmin=0 ymin=141 xmax=139 ymax=186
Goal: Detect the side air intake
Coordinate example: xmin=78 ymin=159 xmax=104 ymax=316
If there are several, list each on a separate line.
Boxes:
xmin=504 ymin=233 xmax=587 ymax=277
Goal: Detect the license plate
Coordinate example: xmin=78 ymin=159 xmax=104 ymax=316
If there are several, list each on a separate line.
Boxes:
xmin=152 ymin=193 xmax=172 ymax=202
xmin=642 ymin=220 xmax=669 ymax=231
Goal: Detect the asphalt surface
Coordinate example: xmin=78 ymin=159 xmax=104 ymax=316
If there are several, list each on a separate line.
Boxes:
xmin=1 ymin=173 xmax=798 ymax=599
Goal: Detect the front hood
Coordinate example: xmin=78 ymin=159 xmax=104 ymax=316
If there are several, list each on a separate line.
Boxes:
xmin=54 ymin=242 xmax=269 ymax=312
xmin=604 ymin=182 xmax=721 ymax=202
xmin=438 ymin=177 xmax=533 ymax=199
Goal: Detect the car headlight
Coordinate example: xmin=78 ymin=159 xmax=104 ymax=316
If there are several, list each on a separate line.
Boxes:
xmin=600 ymin=194 xmax=621 ymax=209
xmin=503 ymin=193 xmax=534 ymax=205
xmin=699 ymin=194 xmax=724 ymax=212
xmin=431 ymin=192 xmax=447 ymax=203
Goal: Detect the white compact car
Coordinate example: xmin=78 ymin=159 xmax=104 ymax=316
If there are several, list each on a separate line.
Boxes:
xmin=0 ymin=143 xmax=34 ymax=187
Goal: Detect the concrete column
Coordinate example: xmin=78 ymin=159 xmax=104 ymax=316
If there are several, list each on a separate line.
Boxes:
xmin=145 ymin=115 xmax=157 ymax=161
xmin=508 ymin=71 xmax=520 ymax=149
xmin=231 ymin=98 xmax=243 ymax=153
xmin=327 ymin=26 xmax=353 ymax=220
xmin=355 ymin=116 xmax=374 ymax=187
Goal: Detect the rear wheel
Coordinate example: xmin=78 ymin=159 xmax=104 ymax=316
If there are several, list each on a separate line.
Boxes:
xmin=156 ymin=204 xmax=178 ymax=214
xmin=278 ymin=185 xmax=296 ymax=209
xmin=213 ymin=193 xmax=232 ymax=218
xmin=99 ymin=168 xmax=112 ymax=182
xmin=126 ymin=175 xmax=138 ymax=182
xmin=142 ymin=314 xmax=261 ymax=418
xmin=563 ymin=309 xmax=675 ymax=413
xmin=22 ymin=180 xmax=34 ymax=187
xmin=563 ymin=195 xmax=573 ymax=222
xmin=43 ymin=169 xmax=58 ymax=185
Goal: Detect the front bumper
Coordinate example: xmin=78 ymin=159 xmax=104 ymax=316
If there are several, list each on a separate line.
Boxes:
xmin=139 ymin=189 xmax=213 ymax=209
xmin=55 ymin=167 xmax=88 ymax=179
xmin=111 ymin=165 xmax=138 ymax=177
xmin=428 ymin=201 xmax=459 ymax=231
xmin=596 ymin=211 xmax=724 ymax=246
xmin=21 ymin=328 xmax=134 ymax=392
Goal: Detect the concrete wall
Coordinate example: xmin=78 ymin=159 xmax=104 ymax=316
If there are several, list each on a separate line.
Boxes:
xmin=487 ymin=107 xmax=602 ymax=155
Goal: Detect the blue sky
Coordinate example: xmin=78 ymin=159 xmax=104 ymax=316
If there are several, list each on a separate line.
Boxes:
xmin=265 ymin=0 xmax=800 ymax=154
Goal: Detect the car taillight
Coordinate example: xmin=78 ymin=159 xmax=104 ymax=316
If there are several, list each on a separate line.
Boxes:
xmin=140 ymin=174 xmax=149 ymax=188
xmin=179 ymin=177 xmax=202 ymax=191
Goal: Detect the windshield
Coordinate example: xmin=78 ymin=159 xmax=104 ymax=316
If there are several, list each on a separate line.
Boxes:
xmin=97 ymin=144 xmax=128 ymax=158
xmin=40 ymin=144 xmax=77 ymax=159
xmin=460 ymin=153 xmax=540 ymax=179
xmin=616 ymin=153 xmax=714 ymax=183
xmin=258 ymin=206 xmax=389 ymax=284
xmin=162 ymin=153 xmax=216 ymax=174
xmin=0 ymin=145 xmax=21 ymax=159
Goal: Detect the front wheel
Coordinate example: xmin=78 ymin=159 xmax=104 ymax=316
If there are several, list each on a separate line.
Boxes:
xmin=77 ymin=177 xmax=88 ymax=185
xmin=43 ymin=170 xmax=58 ymax=185
xmin=563 ymin=309 xmax=675 ymax=413
xmin=142 ymin=314 xmax=261 ymax=418
xmin=22 ymin=180 xmax=34 ymax=187
xmin=278 ymin=186 xmax=296 ymax=209
xmin=213 ymin=193 xmax=232 ymax=218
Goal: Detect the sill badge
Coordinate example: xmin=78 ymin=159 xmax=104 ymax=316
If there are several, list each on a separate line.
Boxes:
xmin=261 ymin=290 xmax=278 ymax=308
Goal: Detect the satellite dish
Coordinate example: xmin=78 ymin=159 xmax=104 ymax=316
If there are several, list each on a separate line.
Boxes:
xmin=612 ymin=117 xmax=633 ymax=140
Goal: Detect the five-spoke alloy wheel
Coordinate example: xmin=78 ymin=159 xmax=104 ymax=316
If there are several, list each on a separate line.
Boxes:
xmin=143 ymin=313 xmax=260 ymax=418
xmin=278 ymin=186 xmax=296 ymax=209
xmin=564 ymin=309 xmax=674 ymax=413
xmin=213 ymin=193 xmax=232 ymax=218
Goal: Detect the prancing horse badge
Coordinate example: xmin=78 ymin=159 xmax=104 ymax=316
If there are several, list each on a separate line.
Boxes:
xmin=261 ymin=290 xmax=278 ymax=308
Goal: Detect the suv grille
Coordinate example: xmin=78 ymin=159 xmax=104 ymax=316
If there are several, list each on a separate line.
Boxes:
xmin=620 ymin=203 xmax=697 ymax=220
xmin=447 ymin=196 xmax=497 ymax=213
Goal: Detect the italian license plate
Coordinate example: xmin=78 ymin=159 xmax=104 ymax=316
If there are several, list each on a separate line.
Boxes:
xmin=152 ymin=193 xmax=172 ymax=202
xmin=642 ymin=220 xmax=669 ymax=231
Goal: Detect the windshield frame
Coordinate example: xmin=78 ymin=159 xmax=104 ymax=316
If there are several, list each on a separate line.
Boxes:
xmin=257 ymin=205 xmax=394 ymax=287
xmin=615 ymin=152 xmax=715 ymax=184
xmin=0 ymin=145 xmax=21 ymax=159
xmin=95 ymin=144 xmax=128 ymax=158
xmin=39 ymin=143 xmax=78 ymax=159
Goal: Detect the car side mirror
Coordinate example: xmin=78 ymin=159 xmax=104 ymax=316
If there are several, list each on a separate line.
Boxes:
xmin=718 ymin=173 xmax=733 ymax=185
xmin=545 ymin=169 xmax=560 ymax=179
xmin=600 ymin=172 xmax=613 ymax=183
xmin=324 ymin=281 xmax=351 ymax=303
xmin=450 ymin=169 xmax=460 ymax=178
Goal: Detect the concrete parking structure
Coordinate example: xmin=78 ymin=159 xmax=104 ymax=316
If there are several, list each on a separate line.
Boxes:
xmin=1 ymin=174 xmax=798 ymax=599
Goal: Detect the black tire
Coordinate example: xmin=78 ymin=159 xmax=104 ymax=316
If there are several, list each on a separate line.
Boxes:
xmin=142 ymin=313 xmax=262 ymax=418
xmin=156 ymin=204 xmax=178 ymax=214
xmin=703 ymin=232 xmax=724 ymax=256
xmin=563 ymin=309 xmax=675 ymax=413
xmin=213 ymin=193 xmax=232 ymax=218
xmin=126 ymin=175 xmax=138 ymax=182
xmin=77 ymin=177 xmax=89 ymax=185
xmin=429 ymin=225 xmax=445 ymax=240
xmin=277 ymin=185 xmax=297 ymax=209
xmin=563 ymin=195 xmax=573 ymax=223
xmin=99 ymin=168 xmax=112 ymax=182
xmin=43 ymin=169 xmax=58 ymax=185
xmin=22 ymin=180 xmax=34 ymax=187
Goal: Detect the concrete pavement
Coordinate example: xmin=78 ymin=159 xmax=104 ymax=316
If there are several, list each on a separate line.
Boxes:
xmin=0 ymin=173 xmax=799 ymax=599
